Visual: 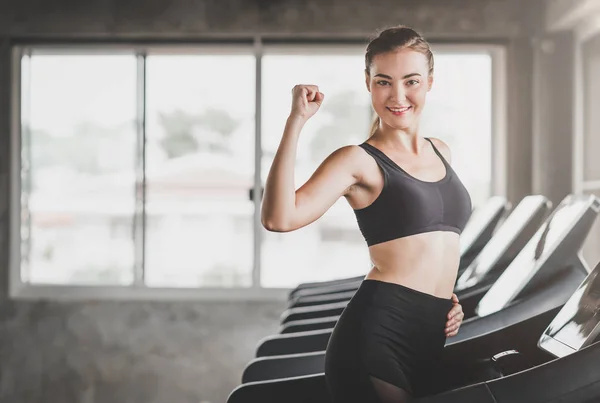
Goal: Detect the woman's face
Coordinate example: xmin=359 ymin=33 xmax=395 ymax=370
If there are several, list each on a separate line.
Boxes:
xmin=366 ymin=48 xmax=433 ymax=132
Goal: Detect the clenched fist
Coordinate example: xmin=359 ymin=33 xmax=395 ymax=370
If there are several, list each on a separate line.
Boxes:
xmin=291 ymin=84 xmax=325 ymax=120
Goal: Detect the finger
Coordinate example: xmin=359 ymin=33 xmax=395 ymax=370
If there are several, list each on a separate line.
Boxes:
xmin=312 ymin=92 xmax=324 ymax=106
xmin=304 ymin=85 xmax=319 ymax=100
xmin=451 ymin=314 xmax=464 ymax=324
xmin=446 ymin=319 xmax=458 ymax=328
xmin=449 ymin=313 xmax=464 ymax=325
xmin=302 ymin=86 xmax=313 ymax=99
xmin=452 ymin=293 xmax=459 ymax=303
xmin=450 ymin=304 xmax=464 ymax=318
xmin=448 ymin=308 xmax=460 ymax=319
xmin=293 ymin=85 xmax=308 ymax=96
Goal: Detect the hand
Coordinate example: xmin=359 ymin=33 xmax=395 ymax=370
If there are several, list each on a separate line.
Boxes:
xmin=290 ymin=84 xmax=325 ymax=120
xmin=445 ymin=293 xmax=464 ymax=337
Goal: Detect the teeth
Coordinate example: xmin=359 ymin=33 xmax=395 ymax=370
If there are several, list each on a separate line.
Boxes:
xmin=389 ymin=107 xmax=410 ymax=112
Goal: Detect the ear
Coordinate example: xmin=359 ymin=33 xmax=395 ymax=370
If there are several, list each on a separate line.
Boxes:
xmin=427 ymin=74 xmax=434 ymax=92
xmin=365 ymin=70 xmax=371 ymax=92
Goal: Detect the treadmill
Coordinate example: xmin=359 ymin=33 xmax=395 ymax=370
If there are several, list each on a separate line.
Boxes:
xmin=457 ymin=195 xmax=511 ymax=276
xmin=280 ymin=195 xmax=550 ymax=328
xmin=287 ymin=196 xmax=509 ymax=304
xmin=454 ymin=195 xmax=551 ymax=317
xmin=248 ymin=194 xmax=597 ymax=367
xmin=228 ymin=257 xmax=600 ymax=403
xmin=418 ymin=256 xmax=600 ymax=401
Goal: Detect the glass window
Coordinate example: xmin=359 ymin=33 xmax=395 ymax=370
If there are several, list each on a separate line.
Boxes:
xmin=20 ymin=53 xmax=138 ymax=285
xmin=144 ymin=54 xmax=256 ymax=288
xmin=14 ymin=44 xmax=499 ymax=296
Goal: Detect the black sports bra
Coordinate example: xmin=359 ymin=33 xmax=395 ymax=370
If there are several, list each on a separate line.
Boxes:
xmin=353 ymin=138 xmax=472 ymax=246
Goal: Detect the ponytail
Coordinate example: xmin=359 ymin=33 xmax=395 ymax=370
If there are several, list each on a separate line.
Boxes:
xmin=368 ymin=113 xmax=380 ymax=138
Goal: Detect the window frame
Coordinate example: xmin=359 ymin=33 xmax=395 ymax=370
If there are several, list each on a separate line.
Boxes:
xmin=9 ymin=41 xmax=506 ymax=301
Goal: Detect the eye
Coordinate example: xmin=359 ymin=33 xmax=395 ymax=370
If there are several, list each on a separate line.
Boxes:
xmin=376 ymin=80 xmax=390 ymax=86
xmin=407 ymin=79 xmax=420 ymax=86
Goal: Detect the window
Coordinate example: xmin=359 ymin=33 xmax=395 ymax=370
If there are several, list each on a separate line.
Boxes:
xmin=11 ymin=43 xmax=504 ymax=299
xmin=144 ymin=54 xmax=255 ymax=288
xmin=19 ymin=53 xmax=138 ymax=286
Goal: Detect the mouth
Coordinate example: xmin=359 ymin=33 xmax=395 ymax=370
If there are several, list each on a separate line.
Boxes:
xmin=386 ymin=106 xmax=412 ymax=116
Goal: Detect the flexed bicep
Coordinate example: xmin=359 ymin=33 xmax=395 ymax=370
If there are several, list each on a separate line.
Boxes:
xmin=262 ymin=145 xmax=362 ymax=232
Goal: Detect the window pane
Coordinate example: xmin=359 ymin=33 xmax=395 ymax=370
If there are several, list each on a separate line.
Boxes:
xmin=261 ymin=52 xmax=372 ymax=288
xmin=145 ymin=54 xmax=255 ymax=288
xmin=422 ymin=51 xmax=493 ymax=207
xmin=21 ymin=54 xmax=137 ymax=285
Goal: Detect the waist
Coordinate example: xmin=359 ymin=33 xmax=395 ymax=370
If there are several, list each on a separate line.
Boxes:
xmin=352 ymin=279 xmax=453 ymax=318
xmin=365 ymin=233 xmax=460 ymax=298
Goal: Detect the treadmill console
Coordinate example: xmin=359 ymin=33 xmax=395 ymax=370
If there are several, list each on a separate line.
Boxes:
xmin=456 ymin=195 xmax=550 ymax=291
xmin=538 ymin=264 xmax=600 ymax=358
xmin=459 ymin=196 xmax=508 ymax=256
xmin=475 ymin=195 xmax=600 ymax=317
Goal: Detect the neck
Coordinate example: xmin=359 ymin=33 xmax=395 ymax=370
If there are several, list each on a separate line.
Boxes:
xmin=372 ymin=121 xmax=425 ymax=154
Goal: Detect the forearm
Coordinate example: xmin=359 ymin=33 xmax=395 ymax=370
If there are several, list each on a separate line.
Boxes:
xmin=261 ymin=115 xmax=307 ymax=231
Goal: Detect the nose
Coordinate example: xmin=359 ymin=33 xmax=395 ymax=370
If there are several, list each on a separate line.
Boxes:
xmin=391 ymin=83 xmax=407 ymax=102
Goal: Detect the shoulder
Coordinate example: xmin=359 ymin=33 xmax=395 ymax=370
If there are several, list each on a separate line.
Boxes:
xmin=427 ymin=137 xmax=452 ymax=164
xmin=322 ymin=144 xmax=371 ymax=178
xmin=326 ymin=144 xmax=369 ymax=164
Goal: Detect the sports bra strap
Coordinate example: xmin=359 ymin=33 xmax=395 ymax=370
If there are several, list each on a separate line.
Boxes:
xmin=424 ymin=138 xmax=449 ymax=166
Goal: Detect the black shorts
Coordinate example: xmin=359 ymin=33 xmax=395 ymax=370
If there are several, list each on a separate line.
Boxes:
xmin=324 ymin=279 xmax=453 ymax=402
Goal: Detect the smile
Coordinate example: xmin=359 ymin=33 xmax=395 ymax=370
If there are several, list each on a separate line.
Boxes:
xmin=386 ymin=106 xmax=412 ymax=115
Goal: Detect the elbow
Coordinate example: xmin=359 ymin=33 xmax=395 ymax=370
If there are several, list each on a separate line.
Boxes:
xmin=261 ymin=212 xmax=292 ymax=232
xmin=261 ymin=217 xmax=289 ymax=232
xmin=261 ymin=201 xmax=297 ymax=232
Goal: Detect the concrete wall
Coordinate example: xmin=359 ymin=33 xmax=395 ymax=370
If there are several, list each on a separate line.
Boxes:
xmin=0 ymin=0 xmax=545 ymax=402
xmin=0 ymin=300 xmax=283 ymax=403
xmin=0 ymin=0 xmax=532 ymax=39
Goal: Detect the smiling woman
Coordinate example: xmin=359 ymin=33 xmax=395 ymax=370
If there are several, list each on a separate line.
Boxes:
xmin=260 ymin=25 xmax=473 ymax=402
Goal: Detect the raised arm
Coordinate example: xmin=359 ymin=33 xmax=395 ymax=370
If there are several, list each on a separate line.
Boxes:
xmin=261 ymin=85 xmax=361 ymax=232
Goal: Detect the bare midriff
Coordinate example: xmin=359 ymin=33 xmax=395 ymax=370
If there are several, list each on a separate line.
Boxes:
xmin=363 ymin=230 xmax=460 ymax=299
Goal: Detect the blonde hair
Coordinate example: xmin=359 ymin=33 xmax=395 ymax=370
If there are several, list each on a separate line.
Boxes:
xmin=365 ymin=25 xmax=434 ymax=138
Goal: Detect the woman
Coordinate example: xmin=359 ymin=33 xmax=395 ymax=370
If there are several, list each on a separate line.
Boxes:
xmin=261 ymin=25 xmax=469 ymax=402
